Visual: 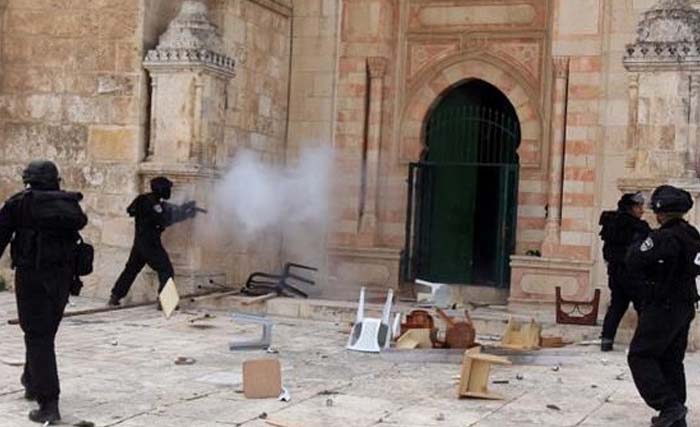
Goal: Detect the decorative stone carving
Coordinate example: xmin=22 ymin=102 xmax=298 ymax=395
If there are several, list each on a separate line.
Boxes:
xmin=624 ymin=0 xmax=700 ymax=70
xmin=552 ymin=56 xmax=570 ymax=78
xmin=620 ymin=0 xmax=700 ymax=191
xmin=407 ymin=41 xmax=459 ymax=81
xmin=367 ymin=57 xmax=388 ymax=79
xmin=144 ymin=0 xmax=235 ymax=77
xmin=140 ymin=0 xmax=234 ymax=293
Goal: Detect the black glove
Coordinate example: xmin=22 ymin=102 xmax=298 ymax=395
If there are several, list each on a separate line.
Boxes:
xmin=182 ymin=200 xmax=198 ymax=218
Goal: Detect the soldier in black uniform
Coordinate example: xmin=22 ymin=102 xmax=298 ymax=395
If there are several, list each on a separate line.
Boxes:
xmin=0 ymin=160 xmax=88 ymax=424
xmin=108 ymin=177 xmax=198 ymax=306
xmin=626 ymin=185 xmax=700 ymax=427
xmin=599 ymin=192 xmax=651 ymax=351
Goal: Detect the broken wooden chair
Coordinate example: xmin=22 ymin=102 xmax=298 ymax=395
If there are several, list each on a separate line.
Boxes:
xmin=242 ymin=262 xmax=317 ymax=298
xmin=500 ymin=317 xmax=541 ymax=350
xmin=346 ymin=287 xmax=394 ymax=353
xmin=555 ymin=286 xmax=601 ymax=326
xmin=399 ymin=309 xmax=435 ymax=336
xmin=458 ymin=347 xmax=511 ymax=400
xmin=395 ymin=328 xmax=433 ymax=349
xmin=435 ymin=308 xmax=476 ymax=349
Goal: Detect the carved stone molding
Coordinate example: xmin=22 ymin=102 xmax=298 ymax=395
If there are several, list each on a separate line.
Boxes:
xmin=552 ymin=56 xmax=570 ymax=78
xmin=367 ymin=57 xmax=389 ymax=79
xmin=143 ymin=0 xmax=235 ymax=77
xmin=463 ymin=37 xmax=490 ymax=52
xmin=624 ymin=0 xmax=700 ymax=70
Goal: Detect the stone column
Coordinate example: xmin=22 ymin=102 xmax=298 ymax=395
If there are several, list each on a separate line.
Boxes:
xmin=688 ymin=74 xmax=700 ymax=173
xmin=359 ymin=56 xmax=388 ymax=242
xmin=541 ymin=56 xmax=570 ymax=256
xmin=625 ymin=74 xmax=640 ymax=170
xmin=142 ymin=0 xmax=235 ymax=293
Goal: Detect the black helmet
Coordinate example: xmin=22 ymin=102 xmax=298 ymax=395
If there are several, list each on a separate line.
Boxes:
xmin=650 ymin=185 xmax=693 ymax=213
xmin=618 ymin=192 xmax=645 ymax=210
xmin=150 ymin=176 xmax=173 ymax=200
xmin=22 ymin=160 xmax=60 ymax=189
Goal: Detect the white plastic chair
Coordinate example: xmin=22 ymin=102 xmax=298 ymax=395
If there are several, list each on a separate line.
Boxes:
xmin=346 ymin=287 xmax=394 ymax=353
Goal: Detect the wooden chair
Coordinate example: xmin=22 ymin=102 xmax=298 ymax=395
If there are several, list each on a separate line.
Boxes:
xmin=458 ymin=347 xmax=511 ymax=400
xmin=500 ymin=318 xmax=541 ymax=350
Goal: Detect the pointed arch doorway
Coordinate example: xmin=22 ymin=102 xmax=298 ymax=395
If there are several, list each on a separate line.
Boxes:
xmin=404 ymin=79 xmax=521 ymax=287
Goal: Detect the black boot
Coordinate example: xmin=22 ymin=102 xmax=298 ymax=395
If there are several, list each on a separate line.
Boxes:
xmin=108 ymin=295 xmax=121 ymax=307
xmin=651 ymin=404 xmax=687 ymax=427
xmin=20 ymin=374 xmax=35 ymax=401
xmin=601 ymin=338 xmax=614 ymax=352
xmin=28 ymin=400 xmax=61 ymax=424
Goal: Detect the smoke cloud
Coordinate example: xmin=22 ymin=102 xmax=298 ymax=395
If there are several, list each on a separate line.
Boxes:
xmin=212 ymin=147 xmax=333 ymax=238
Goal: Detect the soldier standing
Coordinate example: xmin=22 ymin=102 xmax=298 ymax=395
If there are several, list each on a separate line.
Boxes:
xmin=0 ymin=160 xmax=88 ymax=424
xmin=598 ymin=192 xmax=651 ymax=351
xmin=108 ymin=176 xmax=199 ymax=306
xmin=626 ymin=185 xmax=700 ymax=427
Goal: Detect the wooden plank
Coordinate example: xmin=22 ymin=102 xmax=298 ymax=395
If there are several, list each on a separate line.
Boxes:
xmin=265 ymin=420 xmax=300 ymax=427
xmin=7 ymin=288 xmax=234 ymax=325
xmin=241 ymin=293 xmax=277 ymax=306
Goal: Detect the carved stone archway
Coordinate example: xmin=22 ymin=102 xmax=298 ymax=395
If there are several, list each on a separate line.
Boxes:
xmin=399 ymin=52 xmax=543 ymax=168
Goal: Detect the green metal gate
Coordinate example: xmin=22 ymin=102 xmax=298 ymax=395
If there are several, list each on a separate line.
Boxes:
xmin=402 ymin=105 xmax=520 ymax=287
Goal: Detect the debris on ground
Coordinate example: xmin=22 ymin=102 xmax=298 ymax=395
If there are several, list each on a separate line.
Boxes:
xmin=0 ymin=359 xmax=24 ymax=367
xmin=499 ymin=318 xmax=541 ymax=350
xmin=458 ymin=347 xmax=511 ymax=400
xmin=546 ymin=404 xmax=561 ymax=411
xmin=278 ymin=387 xmax=291 ymax=402
xmin=516 ymin=373 xmax=524 ymax=380
xmin=230 ymin=313 xmax=273 ymax=351
xmin=73 ymin=421 xmax=95 ymax=427
xmin=174 ymin=357 xmax=196 ymax=365
xmin=325 ymin=398 xmax=333 ymax=407
xmin=540 ymin=336 xmax=571 ymax=348
xmin=243 ymin=359 xmax=282 ymax=399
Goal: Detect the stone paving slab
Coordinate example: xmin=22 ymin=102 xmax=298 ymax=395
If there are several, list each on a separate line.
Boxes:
xmin=0 ymin=292 xmax=699 ymax=427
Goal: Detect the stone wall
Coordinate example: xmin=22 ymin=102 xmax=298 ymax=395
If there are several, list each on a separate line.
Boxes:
xmin=282 ymin=0 xmax=338 ymax=279
xmin=0 ymin=0 xmax=146 ymax=296
xmin=205 ymin=0 xmax=292 ymax=286
xmin=0 ymin=0 xmax=293 ymax=298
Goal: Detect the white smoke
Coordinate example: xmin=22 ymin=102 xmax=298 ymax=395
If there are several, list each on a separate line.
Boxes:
xmin=212 ymin=147 xmax=333 ymax=237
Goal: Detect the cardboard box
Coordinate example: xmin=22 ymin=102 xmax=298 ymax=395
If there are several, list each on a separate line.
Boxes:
xmin=243 ymin=359 xmax=282 ymax=399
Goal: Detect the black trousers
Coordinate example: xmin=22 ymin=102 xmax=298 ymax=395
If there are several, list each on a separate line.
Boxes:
xmin=628 ymin=301 xmax=695 ymax=411
xmin=111 ymin=236 xmax=174 ymax=299
xmin=15 ymin=268 xmax=71 ymax=404
xmin=601 ymin=264 xmax=639 ymax=341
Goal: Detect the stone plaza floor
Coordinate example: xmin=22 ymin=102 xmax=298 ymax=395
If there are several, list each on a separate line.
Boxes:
xmin=0 ymin=291 xmax=699 ymax=427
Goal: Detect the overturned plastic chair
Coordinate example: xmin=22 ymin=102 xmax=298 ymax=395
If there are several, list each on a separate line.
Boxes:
xmin=229 ymin=313 xmax=273 ymax=351
xmin=346 ymin=287 xmax=394 ymax=353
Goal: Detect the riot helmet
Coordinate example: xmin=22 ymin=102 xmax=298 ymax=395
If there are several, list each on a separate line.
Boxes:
xmin=650 ymin=185 xmax=693 ymax=213
xmin=618 ymin=192 xmax=644 ymax=210
xmin=22 ymin=160 xmax=60 ymax=190
xmin=150 ymin=176 xmax=173 ymax=200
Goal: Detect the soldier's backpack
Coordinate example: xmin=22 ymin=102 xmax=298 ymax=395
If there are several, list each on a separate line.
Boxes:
xmin=668 ymin=226 xmax=700 ymax=303
xmin=12 ymin=190 xmax=91 ymax=271
xmin=599 ymin=211 xmax=624 ymax=263
xmin=29 ymin=190 xmax=87 ymax=230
